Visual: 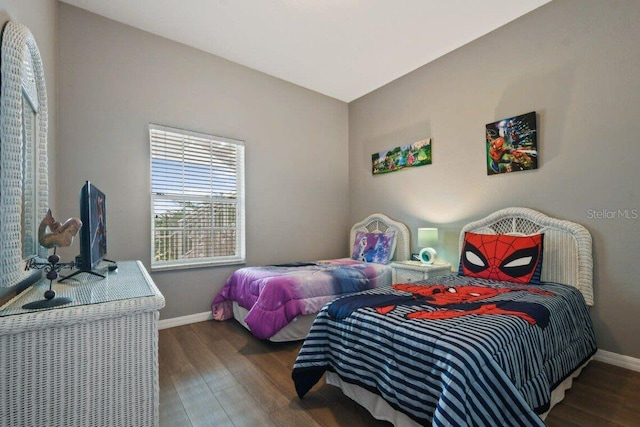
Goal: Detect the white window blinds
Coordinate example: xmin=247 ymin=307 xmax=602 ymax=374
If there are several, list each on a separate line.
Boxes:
xmin=149 ymin=124 xmax=245 ymax=270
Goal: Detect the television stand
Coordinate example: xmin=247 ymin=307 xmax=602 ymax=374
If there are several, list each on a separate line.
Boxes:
xmin=58 ymin=269 xmax=105 ymax=282
xmin=58 ymin=258 xmax=117 ymax=282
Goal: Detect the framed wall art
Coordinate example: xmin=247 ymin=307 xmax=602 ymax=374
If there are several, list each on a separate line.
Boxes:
xmin=372 ymin=138 xmax=431 ymax=175
xmin=486 ymin=111 xmax=537 ymax=175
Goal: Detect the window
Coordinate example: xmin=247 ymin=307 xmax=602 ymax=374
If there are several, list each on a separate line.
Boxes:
xmin=149 ymin=124 xmax=245 ymax=270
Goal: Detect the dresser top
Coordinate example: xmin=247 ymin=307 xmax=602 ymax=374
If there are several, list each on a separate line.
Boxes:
xmin=0 ymin=260 xmax=163 ymax=318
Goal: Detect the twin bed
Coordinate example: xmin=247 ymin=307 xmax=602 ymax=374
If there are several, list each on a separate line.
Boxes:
xmin=212 ymin=207 xmax=597 ymax=425
xmin=211 ymin=213 xmax=411 ymax=341
xmin=291 ymin=207 xmax=597 ymax=426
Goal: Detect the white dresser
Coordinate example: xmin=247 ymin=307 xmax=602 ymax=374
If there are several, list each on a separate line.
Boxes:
xmin=0 ymin=260 xmax=165 ymax=427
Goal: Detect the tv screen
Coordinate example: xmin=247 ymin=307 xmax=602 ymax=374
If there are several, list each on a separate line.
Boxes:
xmin=79 ymin=181 xmax=107 ymax=271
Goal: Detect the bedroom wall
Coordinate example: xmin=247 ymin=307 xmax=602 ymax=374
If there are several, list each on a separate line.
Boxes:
xmin=349 ymin=0 xmax=640 ymax=359
xmin=56 ymin=4 xmax=349 ymax=319
xmin=0 ymin=0 xmax=58 ymax=300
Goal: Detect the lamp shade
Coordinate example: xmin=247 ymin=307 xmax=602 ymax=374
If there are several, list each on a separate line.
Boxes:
xmin=418 ymin=228 xmax=439 ymax=248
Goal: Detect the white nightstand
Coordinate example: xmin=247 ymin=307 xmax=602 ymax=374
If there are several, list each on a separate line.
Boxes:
xmin=391 ymin=260 xmax=453 ymax=284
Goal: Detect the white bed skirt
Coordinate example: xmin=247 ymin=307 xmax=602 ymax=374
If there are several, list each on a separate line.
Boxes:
xmin=326 ymin=357 xmax=592 ymax=426
xmin=232 ymin=301 xmax=316 ymax=342
xmin=326 ymin=372 xmax=420 ymax=427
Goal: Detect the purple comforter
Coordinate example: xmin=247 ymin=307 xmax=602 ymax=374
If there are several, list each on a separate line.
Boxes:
xmin=211 ymin=258 xmax=392 ymax=339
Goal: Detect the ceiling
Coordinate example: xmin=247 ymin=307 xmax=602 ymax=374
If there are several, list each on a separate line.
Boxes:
xmin=59 ymin=0 xmax=552 ymax=102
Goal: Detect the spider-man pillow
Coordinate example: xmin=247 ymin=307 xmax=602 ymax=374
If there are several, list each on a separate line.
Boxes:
xmin=458 ymin=232 xmax=544 ymax=285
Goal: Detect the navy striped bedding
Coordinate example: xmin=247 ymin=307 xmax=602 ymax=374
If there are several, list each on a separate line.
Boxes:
xmin=292 ymin=275 xmax=597 ymax=426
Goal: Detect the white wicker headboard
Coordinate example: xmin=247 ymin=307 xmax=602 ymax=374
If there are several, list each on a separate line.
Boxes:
xmin=350 ymin=213 xmax=411 ymax=262
xmin=459 ymin=207 xmax=593 ymax=305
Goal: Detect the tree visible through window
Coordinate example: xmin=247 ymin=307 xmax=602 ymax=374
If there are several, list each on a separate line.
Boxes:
xmin=149 ymin=124 xmax=245 ymax=270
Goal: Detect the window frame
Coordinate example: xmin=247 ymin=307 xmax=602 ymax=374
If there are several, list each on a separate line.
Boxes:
xmin=149 ymin=124 xmax=245 ymax=271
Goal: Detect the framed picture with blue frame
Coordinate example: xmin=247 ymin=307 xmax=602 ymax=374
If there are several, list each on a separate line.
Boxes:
xmin=486 ymin=111 xmax=538 ymax=175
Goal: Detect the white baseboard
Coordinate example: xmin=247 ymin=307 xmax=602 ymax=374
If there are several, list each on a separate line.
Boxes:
xmin=594 ymin=349 xmax=640 ymax=372
xmin=157 ymin=314 xmax=640 ymax=373
xmin=159 ymin=311 xmax=212 ymax=330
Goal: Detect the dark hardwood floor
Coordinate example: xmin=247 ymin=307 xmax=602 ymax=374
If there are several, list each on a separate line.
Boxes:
xmin=159 ymin=320 xmax=640 ymax=426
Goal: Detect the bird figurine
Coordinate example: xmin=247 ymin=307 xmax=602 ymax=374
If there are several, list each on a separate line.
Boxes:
xmin=38 ymin=209 xmax=83 ymax=248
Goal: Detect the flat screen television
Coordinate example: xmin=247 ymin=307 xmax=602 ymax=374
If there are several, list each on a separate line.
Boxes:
xmin=59 ymin=181 xmax=110 ymax=281
xmin=80 ymin=180 xmax=107 ymax=269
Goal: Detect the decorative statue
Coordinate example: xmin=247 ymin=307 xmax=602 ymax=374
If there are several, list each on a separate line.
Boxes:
xmin=38 ymin=209 xmax=82 ymax=248
xmin=23 ymin=210 xmax=83 ymax=309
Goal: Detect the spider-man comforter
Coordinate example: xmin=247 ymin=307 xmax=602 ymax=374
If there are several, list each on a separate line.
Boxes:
xmin=292 ymin=275 xmax=597 ymax=426
xmin=211 ymin=259 xmax=391 ymax=340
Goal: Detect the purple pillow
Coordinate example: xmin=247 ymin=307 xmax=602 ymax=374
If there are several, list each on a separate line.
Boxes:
xmin=351 ymin=230 xmax=397 ymax=264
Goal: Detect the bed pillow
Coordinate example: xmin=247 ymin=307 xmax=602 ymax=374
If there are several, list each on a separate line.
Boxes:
xmin=458 ymin=232 xmax=544 ymax=285
xmin=351 ymin=230 xmax=397 ymax=264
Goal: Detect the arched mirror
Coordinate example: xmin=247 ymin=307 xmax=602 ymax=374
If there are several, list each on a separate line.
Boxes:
xmin=0 ymin=21 xmax=49 ymax=288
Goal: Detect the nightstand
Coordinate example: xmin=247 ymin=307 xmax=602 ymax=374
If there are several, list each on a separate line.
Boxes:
xmin=391 ymin=260 xmax=453 ymax=284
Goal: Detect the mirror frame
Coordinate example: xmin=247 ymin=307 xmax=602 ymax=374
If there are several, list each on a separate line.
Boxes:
xmin=0 ymin=21 xmax=49 ymax=288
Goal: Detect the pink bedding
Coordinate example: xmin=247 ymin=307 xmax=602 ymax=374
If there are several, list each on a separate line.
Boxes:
xmin=211 ymin=258 xmax=391 ymax=339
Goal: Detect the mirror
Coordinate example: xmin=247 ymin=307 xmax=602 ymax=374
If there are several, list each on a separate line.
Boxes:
xmin=0 ymin=21 xmax=49 ymax=288
xmin=21 ymin=44 xmax=40 ymax=259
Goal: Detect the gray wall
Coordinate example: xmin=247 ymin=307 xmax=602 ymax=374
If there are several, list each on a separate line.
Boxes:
xmin=56 ymin=4 xmax=349 ymax=319
xmin=0 ymin=0 xmax=57 ymax=299
xmin=7 ymin=0 xmax=639 ymax=360
xmin=349 ymin=0 xmax=640 ymax=359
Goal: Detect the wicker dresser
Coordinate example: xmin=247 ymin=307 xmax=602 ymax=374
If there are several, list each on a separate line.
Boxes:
xmin=0 ymin=260 xmax=165 ymax=427
xmin=391 ymin=260 xmax=453 ymax=284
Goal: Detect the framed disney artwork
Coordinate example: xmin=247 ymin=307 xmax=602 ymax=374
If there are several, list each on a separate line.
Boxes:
xmin=372 ymin=138 xmax=431 ymax=175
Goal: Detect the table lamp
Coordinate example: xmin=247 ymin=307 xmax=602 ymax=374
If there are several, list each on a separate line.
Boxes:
xmin=418 ymin=227 xmax=439 ymax=264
